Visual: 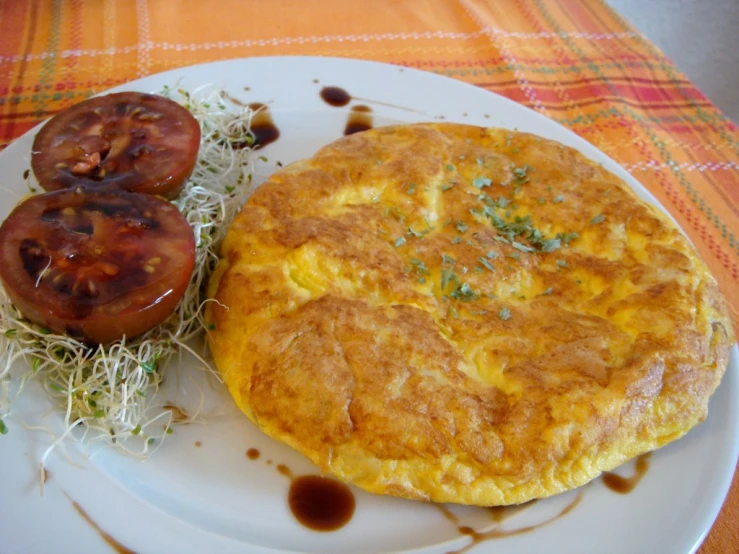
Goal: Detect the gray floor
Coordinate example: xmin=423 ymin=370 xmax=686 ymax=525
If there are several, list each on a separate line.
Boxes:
xmin=607 ymin=0 xmax=739 ymax=123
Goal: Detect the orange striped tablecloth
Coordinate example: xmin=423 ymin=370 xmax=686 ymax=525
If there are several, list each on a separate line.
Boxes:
xmin=0 ymin=1 xmax=736 ymax=552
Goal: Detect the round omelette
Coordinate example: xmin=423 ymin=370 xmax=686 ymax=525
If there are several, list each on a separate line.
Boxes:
xmin=206 ymin=123 xmax=733 ymax=506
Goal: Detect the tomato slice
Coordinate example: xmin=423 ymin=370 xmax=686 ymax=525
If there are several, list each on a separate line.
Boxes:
xmin=0 ymin=188 xmax=196 ymax=344
xmin=31 ymin=92 xmax=201 ymax=199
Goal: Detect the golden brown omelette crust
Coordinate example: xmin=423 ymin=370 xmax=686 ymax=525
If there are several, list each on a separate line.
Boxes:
xmin=206 ymin=123 xmax=733 ymax=506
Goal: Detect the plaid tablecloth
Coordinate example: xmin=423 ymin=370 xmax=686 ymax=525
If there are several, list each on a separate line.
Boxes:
xmin=0 ymin=1 xmax=737 ymax=551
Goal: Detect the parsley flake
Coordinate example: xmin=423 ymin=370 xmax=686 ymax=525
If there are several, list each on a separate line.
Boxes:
xmin=441 ymin=268 xmax=457 ymax=291
xmin=394 ymin=236 xmax=407 ymax=247
xmin=591 ymin=214 xmax=606 ymax=224
xmin=512 ymin=165 xmax=530 ymax=184
xmin=450 ymin=282 xmax=479 ymax=301
xmin=479 ymin=257 xmax=496 ymax=272
xmin=446 ymin=163 xmax=455 ymax=172
xmin=451 ymin=236 xmax=462 ymax=244
xmin=498 ymin=306 xmax=512 ymax=320
xmin=485 ymin=251 xmax=499 ymax=259
xmin=540 ymin=238 xmax=561 ymax=253
xmin=472 ymin=176 xmax=492 ymax=189
xmin=556 ymin=259 xmax=569 ymax=268
xmin=455 ymin=221 xmax=469 ymax=233
xmin=553 ymin=194 xmax=565 ymax=203
xmin=442 ymin=254 xmax=456 ymax=265
xmin=406 ymin=183 xmax=417 ymax=194
xmin=512 ymin=241 xmax=535 ymax=253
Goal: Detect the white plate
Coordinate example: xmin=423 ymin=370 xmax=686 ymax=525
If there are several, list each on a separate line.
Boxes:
xmin=0 ymin=56 xmax=736 ymax=554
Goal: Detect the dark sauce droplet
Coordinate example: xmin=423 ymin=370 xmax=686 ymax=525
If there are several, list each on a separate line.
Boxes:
xmin=288 ymin=475 xmax=356 ymax=532
xmin=320 ymin=86 xmax=352 ymax=107
xmin=344 ymin=105 xmax=373 ymax=136
xmin=445 ymin=492 xmax=583 ymax=554
xmin=246 ymin=447 xmax=260 ymax=460
xmin=276 ymin=463 xmax=294 ymax=479
xmin=275 ymin=463 xmax=356 ymax=532
xmin=194 ymin=441 xmax=202 ymax=448
xmin=248 ymin=103 xmax=280 ymax=148
xmin=602 ymin=453 xmax=651 ymax=494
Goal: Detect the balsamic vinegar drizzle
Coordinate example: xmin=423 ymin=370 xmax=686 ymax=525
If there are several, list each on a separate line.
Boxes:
xmin=273 ymin=462 xmax=356 ymax=531
xmin=318 ymin=85 xmax=424 ymax=113
xmin=344 ymin=105 xmax=374 ymax=136
xmin=439 ymin=492 xmax=583 ymax=554
xmin=65 ymin=493 xmax=137 ymax=554
xmin=247 ymin=103 xmax=280 ymax=148
xmin=246 ymin=447 xmax=260 ymax=460
xmin=602 ymin=453 xmax=652 ymax=494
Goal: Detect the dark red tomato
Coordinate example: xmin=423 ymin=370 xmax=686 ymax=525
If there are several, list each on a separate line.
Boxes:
xmin=0 ymin=188 xmax=196 ymax=344
xmin=31 ymin=92 xmax=201 ymax=199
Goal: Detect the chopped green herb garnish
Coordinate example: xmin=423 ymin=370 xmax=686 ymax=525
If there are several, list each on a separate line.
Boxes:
xmin=418 ymin=277 xmax=426 ymax=284
xmin=553 ymin=194 xmax=565 ymax=203
xmin=442 ymin=254 xmax=456 ymax=266
xmin=446 ymin=163 xmax=455 ymax=172
xmin=509 ymin=252 xmax=521 ymax=261
xmin=543 ymin=287 xmax=553 ymax=295
xmin=556 ymin=259 xmax=569 ymax=268
xmin=441 ymin=268 xmax=457 ymax=291
xmin=406 ymin=183 xmax=417 ymax=194
xmin=439 ymin=183 xmax=455 ymax=191
xmin=394 ymin=236 xmax=407 ymax=247
xmin=451 ymin=236 xmax=462 ymax=244
xmin=485 ymin=251 xmax=499 ymax=259
xmin=590 ymin=214 xmax=606 ymax=224
xmin=455 ymin=221 xmax=469 ymax=233
xmin=512 ymin=241 xmax=535 ymax=253
xmin=472 ymin=176 xmax=492 ymax=189
xmin=476 ymin=157 xmax=484 ymax=165
xmin=498 ymin=306 xmax=512 ymax=320
xmin=479 ymin=257 xmax=496 ymax=272
xmin=407 ymin=226 xmax=426 ymax=238
xmin=540 ymin=238 xmax=561 ymax=253
xmin=450 ymin=282 xmax=479 ymax=301
xmin=512 ymin=165 xmax=530 ymax=184
xmin=556 ymin=231 xmax=580 ymax=245
xmin=410 ymin=258 xmax=430 ymax=276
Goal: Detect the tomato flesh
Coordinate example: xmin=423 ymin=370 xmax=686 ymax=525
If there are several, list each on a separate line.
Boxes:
xmin=0 ymin=188 xmax=196 ymax=344
xmin=32 ymin=92 xmax=201 ymax=199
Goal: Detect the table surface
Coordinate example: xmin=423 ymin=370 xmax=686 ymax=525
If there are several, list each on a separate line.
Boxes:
xmin=608 ymin=0 xmax=739 ymax=124
xmin=0 ymin=1 xmax=737 ymax=552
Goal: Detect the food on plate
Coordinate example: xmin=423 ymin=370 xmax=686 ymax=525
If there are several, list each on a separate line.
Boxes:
xmin=0 ymin=85 xmax=256 ymax=449
xmin=0 ymin=188 xmax=196 ymax=344
xmin=31 ymin=92 xmax=201 ymax=199
xmin=207 ymin=123 xmax=733 ymax=506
